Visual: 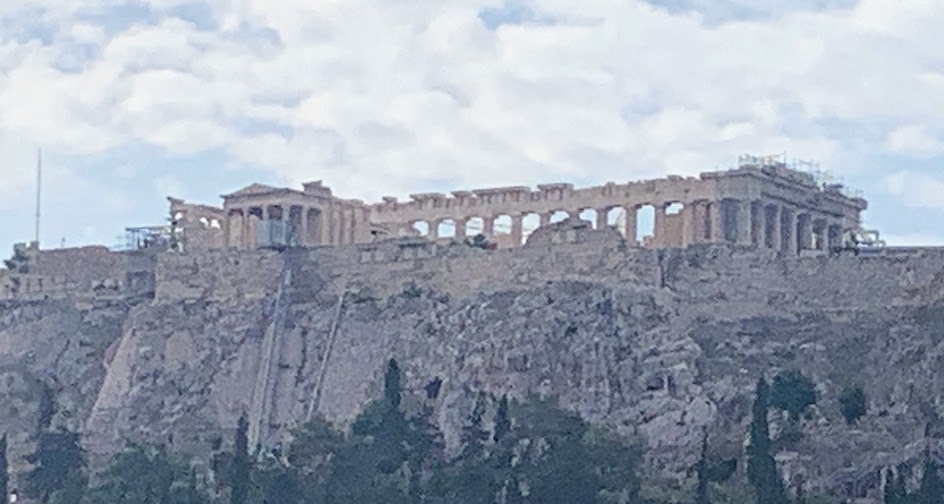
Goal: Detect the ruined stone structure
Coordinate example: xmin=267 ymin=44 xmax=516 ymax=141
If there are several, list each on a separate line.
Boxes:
xmin=168 ymin=158 xmax=867 ymax=254
xmin=6 ymin=157 xmax=939 ymax=503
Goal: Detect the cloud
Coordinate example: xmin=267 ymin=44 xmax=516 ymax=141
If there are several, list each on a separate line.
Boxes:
xmin=1 ymin=0 xmax=944 ymax=248
xmin=884 ymin=124 xmax=943 ymax=157
xmin=883 ymin=171 xmax=944 ymax=210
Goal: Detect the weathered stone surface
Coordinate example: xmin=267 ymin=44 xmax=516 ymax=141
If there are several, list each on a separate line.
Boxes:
xmin=1 ymin=232 xmax=943 ymax=502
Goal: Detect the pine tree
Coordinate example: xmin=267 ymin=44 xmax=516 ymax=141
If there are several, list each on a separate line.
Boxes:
xmin=746 ymin=377 xmax=787 ymax=504
xmin=0 ymin=434 xmax=8 ymax=504
xmin=229 ymin=414 xmax=250 ymax=504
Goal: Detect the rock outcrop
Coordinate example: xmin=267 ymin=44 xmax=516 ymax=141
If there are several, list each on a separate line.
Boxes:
xmin=1 ymin=224 xmax=943 ymax=501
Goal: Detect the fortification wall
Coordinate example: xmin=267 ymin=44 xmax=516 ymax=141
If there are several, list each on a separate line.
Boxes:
xmin=152 ymin=218 xmax=944 ymax=312
xmin=0 ymin=246 xmax=157 ymax=301
xmin=298 ymin=220 xmax=664 ymax=299
xmin=155 ymin=249 xmax=284 ymax=302
xmin=662 ymin=245 xmax=944 ymax=316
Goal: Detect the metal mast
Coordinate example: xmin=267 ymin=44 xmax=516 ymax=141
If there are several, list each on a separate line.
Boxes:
xmin=35 ymin=148 xmax=42 ymax=247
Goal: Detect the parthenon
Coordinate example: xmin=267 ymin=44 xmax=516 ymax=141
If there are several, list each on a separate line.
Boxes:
xmin=166 ymin=155 xmax=868 ymax=255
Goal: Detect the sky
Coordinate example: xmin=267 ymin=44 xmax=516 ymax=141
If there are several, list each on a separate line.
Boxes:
xmin=1 ymin=0 xmax=943 ymax=253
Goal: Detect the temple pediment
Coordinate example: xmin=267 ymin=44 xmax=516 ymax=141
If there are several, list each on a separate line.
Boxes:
xmin=222 ymin=183 xmax=282 ymax=199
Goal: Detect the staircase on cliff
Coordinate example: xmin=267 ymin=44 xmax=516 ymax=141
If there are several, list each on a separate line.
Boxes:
xmin=246 ymin=265 xmax=292 ymax=449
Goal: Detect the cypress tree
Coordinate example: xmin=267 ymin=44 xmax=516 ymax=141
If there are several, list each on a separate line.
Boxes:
xmin=384 ymin=359 xmax=401 ymax=410
xmin=494 ymin=395 xmax=510 ymax=444
xmin=460 ymin=392 xmax=489 ymax=461
xmin=229 ymin=414 xmax=250 ymax=504
xmin=0 ymin=434 xmax=7 ymax=504
xmin=746 ymin=377 xmax=786 ymax=504
xmin=695 ymin=431 xmax=710 ymax=504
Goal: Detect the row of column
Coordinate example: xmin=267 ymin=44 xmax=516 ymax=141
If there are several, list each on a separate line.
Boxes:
xmin=416 ymin=200 xmax=846 ymax=254
xmin=685 ymin=199 xmax=845 ymax=254
xmin=422 ymin=208 xmax=618 ymax=246
xmin=224 ymin=204 xmax=357 ymax=249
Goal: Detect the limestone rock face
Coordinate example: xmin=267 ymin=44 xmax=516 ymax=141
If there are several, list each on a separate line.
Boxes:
xmin=1 ymin=242 xmax=944 ymax=502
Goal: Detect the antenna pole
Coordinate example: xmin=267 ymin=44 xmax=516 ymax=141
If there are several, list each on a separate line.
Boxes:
xmin=35 ymin=148 xmax=42 ymax=247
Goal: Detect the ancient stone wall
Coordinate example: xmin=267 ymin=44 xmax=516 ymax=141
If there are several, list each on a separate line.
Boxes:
xmin=0 ymin=246 xmax=157 ymax=301
xmin=155 ymin=249 xmax=285 ymax=302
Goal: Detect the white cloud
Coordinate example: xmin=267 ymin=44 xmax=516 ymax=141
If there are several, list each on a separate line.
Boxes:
xmin=881 ymin=232 xmax=944 ymax=247
xmin=1 ymin=0 xmax=944 ymax=209
xmin=883 ymin=171 xmax=944 ymax=210
xmin=884 ymin=124 xmax=943 ymax=157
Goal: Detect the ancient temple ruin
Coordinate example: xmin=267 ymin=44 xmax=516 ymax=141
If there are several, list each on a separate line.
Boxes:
xmin=168 ymin=155 xmax=868 ymax=255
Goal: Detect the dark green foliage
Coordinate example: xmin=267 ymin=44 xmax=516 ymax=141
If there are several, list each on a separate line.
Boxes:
xmin=494 ymin=395 xmax=511 ymax=444
xmin=3 ymin=246 xmax=31 ymax=273
xmin=84 ymin=444 xmax=207 ymax=504
xmin=37 ymin=382 xmax=56 ymax=431
xmin=287 ymin=418 xmax=344 ymax=471
xmin=776 ymin=420 xmax=805 ymax=449
xmin=466 ymin=234 xmax=496 ymax=250
xmin=695 ymin=433 xmax=710 ymax=504
xmin=511 ymin=397 xmax=640 ymax=504
xmin=0 ymin=434 xmax=7 ymax=504
xmin=884 ymin=468 xmax=908 ymax=504
xmin=229 ymin=414 xmax=250 ymax=504
xmin=706 ymin=458 xmax=737 ymax=484
xmin=770 ymin=370 xmax=817 ymax=421
xmin=839 ymin=385 xmax=868 ymax=425
xmin=330 ymin=358 xmax=441 ymax=503
xmin=917 ymin=458 xmax=944 ymax=504
xmin=384 ymin=358 xmax=402 ymax=410
xmin=460 ymin=392 xmax=489 ymax=461
xmin=25 ymin=429 xmax=85 ymax=503
xmin=746 ymin=378 xmax=787 ymax=504
xmin=251 ymin=459 xmax=301 ymax=504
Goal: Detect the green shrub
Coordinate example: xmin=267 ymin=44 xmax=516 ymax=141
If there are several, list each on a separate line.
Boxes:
xmin=839 ymin=385 xmax=867 ymax=425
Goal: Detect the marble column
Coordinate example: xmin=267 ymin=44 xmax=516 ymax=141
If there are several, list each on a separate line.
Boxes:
xmin=798 ymin=213 xmax=813 ymax=251
xmin=539 ymin=212 xmax=552 ymax=228
xmin=813 ymin=218 xmax=828 ymax=250
xmin=783 ymin=208 xmax=798 ymax=255
xmin=653 ymin=203 xmax=667 ymax=247
xmin=751 ymin=201 xmax=766 ymax=248
xmin=298 ymin=206 xmax=308 ymax=246
xmin=430 ymin=219 xmax=441 ymax=240
xmin=455 ymin=218 xmax=467 ymax=239
xmin=483 ymin=216 xmax=495 ymax=236
xmin=511 ymin=214 xmax=524 ymax=245
xmin=625 ymin=206 xmax=638 ymax=245
xmin=681 ymin=204 xmax=695 ymax=247
xmin=736 ymin=200 xmax=753 ymax=245
xmin=768 ymin=205 xmax=782 ymax=251
xmin=708 ymin=201 xmax=724 ymax=243
xmin=690 ymin=201 xmax=707 ymax=243
xmin=596 ymin=209 xmax=608 ymax=230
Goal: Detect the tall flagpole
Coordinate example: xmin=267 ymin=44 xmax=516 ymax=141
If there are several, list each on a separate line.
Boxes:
xmin=35 ymin=148 xmax=42 ymax=247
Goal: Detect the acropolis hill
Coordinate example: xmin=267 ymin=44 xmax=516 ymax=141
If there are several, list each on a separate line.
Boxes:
xmin=0 ymin=156 xmax=942 ymax=502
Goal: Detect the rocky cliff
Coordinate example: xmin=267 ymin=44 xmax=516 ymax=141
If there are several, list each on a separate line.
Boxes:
xmin=1 ymin=223 xmax=943 ymax=501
